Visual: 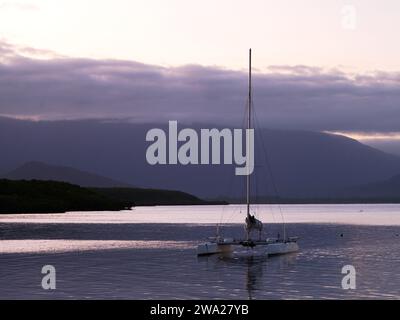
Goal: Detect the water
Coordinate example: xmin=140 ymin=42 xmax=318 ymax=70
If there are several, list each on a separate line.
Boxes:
xmin=0 ymin=204 xmax=399 ymax=299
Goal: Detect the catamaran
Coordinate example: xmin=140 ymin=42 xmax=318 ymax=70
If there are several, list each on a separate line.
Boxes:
xmin=197 ymin=49 xmax=299 ymax=256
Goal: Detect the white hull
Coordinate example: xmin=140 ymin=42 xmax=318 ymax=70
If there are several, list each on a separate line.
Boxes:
xmin=197 ymin=242 xmax=233 ymax=256
xmin=266 ymin=241 xmax=299 ymax=255
xmin=197 ymin=239 xmax=299 ymax=256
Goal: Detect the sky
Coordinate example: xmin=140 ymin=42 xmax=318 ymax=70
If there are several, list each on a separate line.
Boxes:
xmin=1 ymin=0 xmax=400 ymax=71
xmin=0 ymin=0 xmax=400 ymax=153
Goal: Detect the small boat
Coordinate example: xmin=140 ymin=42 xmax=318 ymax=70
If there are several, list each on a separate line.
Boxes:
xmin=197 ymin=49 xmax=299 ymax=257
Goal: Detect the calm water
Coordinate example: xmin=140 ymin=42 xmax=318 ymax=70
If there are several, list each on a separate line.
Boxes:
xmin=0 ymin=204 xmax=399 ymax=299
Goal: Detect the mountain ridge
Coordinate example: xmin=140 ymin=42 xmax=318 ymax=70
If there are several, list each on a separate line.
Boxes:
xmin=2 ymin=161 xmax=133 ymax=188
xmin=1 ymin=117 xmax=400 ymax=198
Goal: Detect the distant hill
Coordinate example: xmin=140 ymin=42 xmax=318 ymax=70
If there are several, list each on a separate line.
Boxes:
xmin=91 ymin=187 xmax=223 ymax=206
xmin=2 ymin=161 xmax=132 ymax=188
xmin=0 ymin=179 xmax=221 ymax=214
xmin=2 ymin=117 xmax=400 ymax=198
xmin=343 ymin=174 xmax=400 ymax=199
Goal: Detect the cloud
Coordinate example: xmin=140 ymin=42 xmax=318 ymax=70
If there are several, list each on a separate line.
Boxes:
xmin=1 ymin=40 xmax=400 ymax=133
xmin=0 ymin=2 xmax=39 ymax=12
xmin=0 ymin=40 xmax=63 ymax=61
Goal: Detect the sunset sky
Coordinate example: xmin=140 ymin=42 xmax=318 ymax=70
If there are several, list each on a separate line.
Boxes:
xmin=1 ymin=0 xmax=400 ymax=71
xmin=1 ymin=0 xmax=400 ymax=152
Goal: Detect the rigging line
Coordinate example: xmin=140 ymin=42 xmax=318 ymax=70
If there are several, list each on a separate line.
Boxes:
xmin=254 ymin=152 xmax=258 ymax=214
xmin=252 ymin=106 xmax=276 ymax=225
xmin=220 ymin=167 xmax=241 ymax=227
xmin=252 ymin=100 xmax=287 ymax=239
xmin=253 ymin=157 xmax=267 ymax=239
xmin=252 ymin=111 xmax=269 ymax=238
xmin=253 ymin=103 xmax=286 ymax=238
xmin=221 ymin=97 xmax=249 ymax=226
xmin=225 ymin=98 xmax=250 ymax=224
xmin=224 ymin=93 xmax=252 ymax=225
xmin=219 ymin=155 xmax=236 ymax=226
xmin=248 ymin=84 xmax=269 ymax=238
xmin=249 ymin=81 xmax=263 ymax=224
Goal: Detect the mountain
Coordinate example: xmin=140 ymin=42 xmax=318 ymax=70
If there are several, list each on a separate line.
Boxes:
xmin=255 ymin=129 xmax=400 ymax=197
xmin=1 ymin=116 xmax=400 ymax=198
xmin=344 ymin=174 xmax=400 ymax=199
xmin=2 ymin=161 xmax=132 ymax=188
xmin=91 ymin=187 xmax=223 ymax=206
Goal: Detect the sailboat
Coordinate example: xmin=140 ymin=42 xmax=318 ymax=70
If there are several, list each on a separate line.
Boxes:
xmin=197 ymin=49 xmax=299 ymax=256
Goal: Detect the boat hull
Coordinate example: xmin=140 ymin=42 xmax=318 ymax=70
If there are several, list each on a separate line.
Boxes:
xmin=197 ymin=242 xmax=233 ymax=256
xmin=266 ymin=241 xmax=299 ymax=256
xmin=197 ymin=240 xmax=299 ymax=256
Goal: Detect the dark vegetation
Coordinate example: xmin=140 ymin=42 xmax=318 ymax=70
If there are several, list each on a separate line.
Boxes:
xmin=0 ymin=179 xmax=222 ymax=214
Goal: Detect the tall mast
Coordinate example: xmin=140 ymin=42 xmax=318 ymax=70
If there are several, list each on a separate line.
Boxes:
xmin=247 ymin=48 xmax=251 ymax=217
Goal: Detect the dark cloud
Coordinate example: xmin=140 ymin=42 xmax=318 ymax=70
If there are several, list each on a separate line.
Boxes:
xmin=1 ymin=40 xmax=400 ymax=132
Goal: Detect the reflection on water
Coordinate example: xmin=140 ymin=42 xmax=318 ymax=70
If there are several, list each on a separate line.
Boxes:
xmin=197 ymin=252 xmax=309 ymax=300
xmin=0 ymin=240 xmax=193 ymax=254
xmin=1 ymin=204 xmax=400 ymax=225
xmin=198 ymin=251 xmax=281 ymax=300
xmin=0 ymin=204 xmax=399 ymax=299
